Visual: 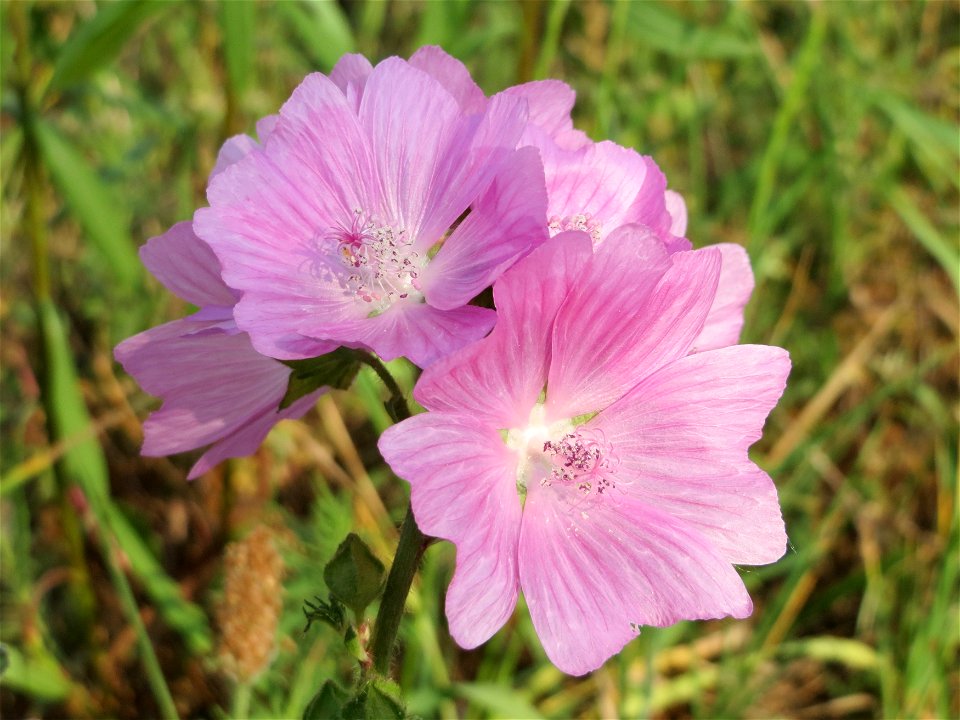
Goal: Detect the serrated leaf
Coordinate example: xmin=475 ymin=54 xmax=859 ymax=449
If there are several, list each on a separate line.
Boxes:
xmin=323 ymin=533 xmax=385 ymax=620
xmin=303 ymin=680 xmax=350 ymax=720
xmin=340 ymin=685 xmax=405 ymax=720
xmin=49 ymin=0 xmax=165 ymax=92
xmin=280 ymin=347 xmax=361 ymax=409
xmin=33 ymin=121 xmax=141 ymax=290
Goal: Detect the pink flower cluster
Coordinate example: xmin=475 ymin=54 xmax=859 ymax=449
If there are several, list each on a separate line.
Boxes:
xmin=117 ymin=48 xmax=789 ymax=674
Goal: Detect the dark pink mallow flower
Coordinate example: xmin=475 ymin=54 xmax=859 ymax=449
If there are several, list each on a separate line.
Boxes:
xmin=379 ymin=227 xmax=790 ymax=675
xmin=194 ymin=52 xmax=551 ymax=368
xmin=114 ymin=221 xmax=327 ymax=480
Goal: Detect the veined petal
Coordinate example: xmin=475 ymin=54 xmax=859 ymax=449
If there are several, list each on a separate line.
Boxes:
xmin=503 ymin=79 xmax=590 ymax=150
xmin=359 ymin=58 xmax=467 ymax=243
xmin=114 ymin=319 xmax=322 ymax=472
xmin=592 ymin=344 xmax=790 ymax=564
xmin=415 ymin=232 xmax=592 ymax=426
xmin=322 ymin=301 xmax=496 ymax=368
xmin=330 ymin=53 xmax=373 ymax=111
xmin=140 ymin=222 xmax=236 ymax=308
xmin=421 ymin=146 xmax=548 ymax=310
xmin=379 ymin=412 xmax=521 ymax=648
xmin=519 ymin=485 xmax=752 ymax=676
xmin=409 ymin=46 xmax=486 ymax=114
xmin=547 ymin=226 xmax=722 ymax=420
xmin=664 ymin=189 xmax=688 ymax=237
xmin=197 ymin=72 xmax=378 ymax=359
xmin=690 ymin=243 xmax=755 ymax=353
xmin=211 ymin=134 xmax=259 ymax=179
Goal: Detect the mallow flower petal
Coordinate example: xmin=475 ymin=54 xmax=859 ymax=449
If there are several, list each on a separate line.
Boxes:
xmin=322 ymin=301 xmax=496 ymax=369
xmin=690 ymin=243 xmax=755 ymax=353
xmin=330 ymin=52 xmax=373 ymax=111
xmin=519 ymin=486 xmax=752 ymax=676
xmin=420 ymin=145 xmax=548 ymax=310
xmin=114 ymin=320 xmax=322 ymax=476
xmin=504 ymin=79 xmax=590 ymax=150
xmin=664 ymin=189 xmax=688 ymax=237
xmin=547 ymin=226 xmax=722 ymax=420
xmin=379 ymin=412 xmax=521 ymax=648
xmin=139 ymin=222 xmax=236 ymax=308
xmin=211 ymin=134 xmax=259 ymax=179
xmin=415 ymin=231 xmax=593 ymax=427
xmin=359 ymin=58 xmax=469 ymax=242
xmin=409 ymin=45 xmax=487 ymax=114
xmin=197 ymin=72 xmax=377 ymax=359
xmin=592 ymin=344 xmax=791 ymax=564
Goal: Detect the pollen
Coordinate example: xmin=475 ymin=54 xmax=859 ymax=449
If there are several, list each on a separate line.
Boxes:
xmin=328 ymin=209 xmax=424 ymax=310
xmin=542 ymin=428 xmax=619 ymax=496
xmin=548 ymin=212 xmax=603 ymax=243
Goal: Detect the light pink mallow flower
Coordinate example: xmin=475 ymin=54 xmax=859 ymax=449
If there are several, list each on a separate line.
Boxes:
xmin=114 ymin=221 xmax=327 ymax=480
xmin=194 ymin=54 xmax=550 ymax=368
xmin=379 ymin=226 xmax=790 ymax=676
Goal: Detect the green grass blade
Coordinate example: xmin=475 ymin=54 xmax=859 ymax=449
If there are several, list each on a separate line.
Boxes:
xmin=450 ymin=682 xmax=544 ymax=720
xmin=48 ymin=0 xmax=164 ymax=92
xmin=888 ymin=186 xmax=960 ymax=296
xmin=33 ymin=121 xmax=141 ymax=291
xmin=626 ymin=2 xmax=759 ymax=60
xmin=279 ymin=0 xmax=356 ymax=70
xmin=220 ymin=0 xmax=255 ymax=96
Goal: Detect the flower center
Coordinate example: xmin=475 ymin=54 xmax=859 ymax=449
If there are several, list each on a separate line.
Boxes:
xmin=542 ymin=428 xmax=619 ymax=496
xmin=548 ymin=213 xmax=602 ymax=243
xmin=328 ymin=209 xmax=424 ymax=312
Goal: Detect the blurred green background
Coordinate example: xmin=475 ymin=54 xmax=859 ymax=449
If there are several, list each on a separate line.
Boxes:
xmin=2 ymin=1 xmax=957 ymax=718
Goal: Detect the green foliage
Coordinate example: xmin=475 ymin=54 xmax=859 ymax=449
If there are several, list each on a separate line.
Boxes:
xmin=281 ymin=348 xmax=363 ymax=409
xmin=323 ymin=533 xmax=385 ymax=621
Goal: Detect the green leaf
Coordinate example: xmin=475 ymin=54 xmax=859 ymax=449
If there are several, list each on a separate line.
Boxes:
xmin=280 ymin=347 xmax=362 ymax=409
xmin=340 ymin=684 xmax=405 ymax=720
xmin=626 ymin=2 xmax=758 ymax=59
xmin=33 ymin=121 xmax=141 ymax=291
xmin=279 ymin=0 xmax=356 ymax=71
xmin=49 ymin=0 xmax=165 ymax=92
xmin=303 ymin=680 xmax=350 ymax=720
xmin=220 ymin=0 xmax=255 ymax=95
xmin=0 ymin=644 xmax=73 ymax=702
xmin=323 ymin=533 xmax=385 ymax=620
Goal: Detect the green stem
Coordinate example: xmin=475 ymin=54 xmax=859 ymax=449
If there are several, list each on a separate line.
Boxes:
xmin=370 ymin=508 xmax=429 ymax=676
xmin=233 ymin=681 xmax=252 ymax=720
xmin=351 ymin=351 xmax=431 ymax=677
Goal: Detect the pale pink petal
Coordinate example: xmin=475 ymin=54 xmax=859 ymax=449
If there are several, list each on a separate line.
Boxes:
xmin=255 ymin=114 xmax=278 ymax=142
xmin=547 ymin=227 xmax=724 ymax=420
xmin=360 ymin=61 xmax=526 ymax=250
xmin=197 ymin=72 xmax=377 ymax=358
xmin=187 ymin=391 xmax=318 ymax=480
xmin=592 ymin=344 xmax=790 ymax=564
xmin=664 ymin=189 xmax=687 ymax=237
xmin=519 ymin=485 xmax=752 ymax=676
xmin=140 ymin=222 xmax=236 ymax=308
xmin=420 ymin=146 xmax=548 ymax=310
xmin=504 ymin=79 xmax=590 ymax=150
xmin=415 ymin=232 xmax=593 ymax=427
xmin=330 ymin=53 xmax=373 ymax=111
xmin=114 ymin=320 xmax=322 ymax=474
xmin=341 ymin=302 xmax=497 ymax=368
xmin=690 ymin=244 xmax=755 ymax=353
xmin=379 ymin=413 xmax=521 ymax=647
xmin=542 ymin=138 xmax=651 ymax=241
xmin=211 ymin=134 xmax=259 ymax=179
xmin=409 ymin=46 xmax=486 ymax=114
xmin=620 ymin=156 xmax=676 ymax=242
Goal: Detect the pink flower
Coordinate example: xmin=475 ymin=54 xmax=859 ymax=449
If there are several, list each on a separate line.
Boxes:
xmin=114 ymin=222 xmax=326 ymax=480
xmin=115 ymin=126 xmax=328 ymax=479
xmin=379 ymin=227 xmax=790 ymax=675
xmin=194 ymin=52 xmax=550 ymax=368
